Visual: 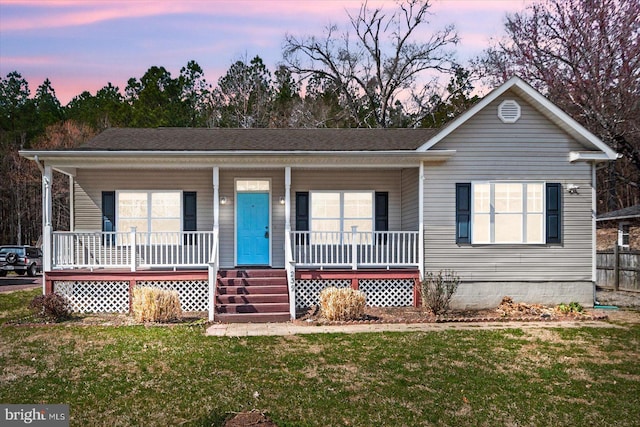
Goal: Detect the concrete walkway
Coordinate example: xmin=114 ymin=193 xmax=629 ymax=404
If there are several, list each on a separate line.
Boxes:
xmin=206 ymin=319 xmax=619 ymax=337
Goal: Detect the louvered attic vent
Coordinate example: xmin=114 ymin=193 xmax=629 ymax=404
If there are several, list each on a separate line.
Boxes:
xmin=498 ymin=99 xmax=521 ymax=123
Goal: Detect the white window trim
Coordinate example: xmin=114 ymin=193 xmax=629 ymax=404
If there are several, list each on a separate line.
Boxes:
xmin=309 ymin=190 xmax=375 ymax=241
xmin=116 ymin=190 xmax=183 ymax=233
xmin=618 ymin=222 xmax=630 ymax=248
xmin=471 ymin=181 xmax=546 ymax=245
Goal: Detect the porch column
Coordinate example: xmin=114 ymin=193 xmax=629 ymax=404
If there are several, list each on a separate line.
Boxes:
xmin=418 ymin=162 xmax=425 ymax=280
xmin=284 ymin=167 xmax=291 ymax=231
xmin=42 ymin=165 xmax=53 ymax=276
xmin=213 ymin=167 xmax=220 ymax=230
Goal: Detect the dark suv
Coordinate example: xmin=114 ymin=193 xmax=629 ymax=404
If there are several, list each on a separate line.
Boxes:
xmin=0 ymin=246 xmax=42 ymax=277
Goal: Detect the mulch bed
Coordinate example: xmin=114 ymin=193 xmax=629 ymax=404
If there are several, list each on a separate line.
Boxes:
xmin=294 ymin=298 xmax=609 ymax=326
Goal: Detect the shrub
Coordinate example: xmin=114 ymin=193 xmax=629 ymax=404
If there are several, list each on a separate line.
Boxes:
xmin=29 ymin=293 xmax=71 ymax=322
xmin=132 ymin=287 xmax=182 ymax=323
xmin=420 ymin=270 xmax=460 ymax=315
xmin=319 ymin=287 xmax=366 ymax=321
xmin=556 ymin=302 xmax=584 ymax=315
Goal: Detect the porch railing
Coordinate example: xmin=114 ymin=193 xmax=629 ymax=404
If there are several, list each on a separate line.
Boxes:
xmin=290 ymin=229 xmax=420 ymax=269
xmin=52 ymin=230 xmax=216 ymax=270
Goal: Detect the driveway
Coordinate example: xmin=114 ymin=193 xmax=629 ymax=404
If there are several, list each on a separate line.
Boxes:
xmin=0 ymin=275 xmax=41 ymax=292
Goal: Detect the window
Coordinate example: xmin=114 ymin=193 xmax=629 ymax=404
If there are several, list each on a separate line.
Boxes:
xmin=117 ymin=191 xmax=181 ymax=235
xmin=310 ymin=191 xmax=373 ymax=242
xmin=619 ymin=223 xmax=630 ymax=248
xmin=471 ymin=182 xmax=545 ymax=244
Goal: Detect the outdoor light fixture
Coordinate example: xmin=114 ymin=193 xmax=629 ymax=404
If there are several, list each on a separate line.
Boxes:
xmin=220 ymin=196 xmax=228 ymax=205
xmin=279 ymin=196 xmax=285 ymax=205
xmin=567 ymin=184 xmax=579 ymax=195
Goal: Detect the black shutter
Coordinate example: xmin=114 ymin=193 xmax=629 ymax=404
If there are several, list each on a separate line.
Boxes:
xmin=183 ymin=192 xmax=197 ymax=245
xmin=456 ymin=183 xmax=471 ymax=244
xmin=295 ymin=192 xmax=309 ymax=245
xmin=375 ymin=192 xmax=389 ymax=244
xmin=102 ymin=191 xmax=116 ymax=245
xmin=375 ymin=192 xmax=389 ymax=231
xmin=546 ymin=183 xmax=561 ymax=244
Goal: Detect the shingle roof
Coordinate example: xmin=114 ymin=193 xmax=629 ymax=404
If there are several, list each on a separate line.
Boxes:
xmin=597 ymin=204 xmax=640 ymax=221
xmin=76 ymin=128 xmax=439 ymax=152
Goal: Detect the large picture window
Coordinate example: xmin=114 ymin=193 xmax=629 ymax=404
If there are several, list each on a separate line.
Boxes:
xmin=117 ymin=191 xmax=181 ymax=235
xmin=472 ymin=182 xmax=544 ymax=244
xmin=310 ymin=191 xmax=373 ymax=242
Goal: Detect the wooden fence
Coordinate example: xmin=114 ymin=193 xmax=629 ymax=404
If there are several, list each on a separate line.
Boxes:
xmin=597 ymin=247 xmax=640 ymax=292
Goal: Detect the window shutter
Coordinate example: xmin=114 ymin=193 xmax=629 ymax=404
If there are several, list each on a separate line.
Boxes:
xmin=102 ymin=191 xmax=116 ymax=245
xmin=375 ymin=192 xmax=389 ymax=231
xmin=102 ymin=191 xmax=115 ymax=232
xmin=183 ymin=192 xmax=197 ymax=231
xmin=456 ymin=183 xmax=471 ymax=244
xmin=296 ymin=192 xmax=309 ymax=245
xmin=546 ymin=183 xmax=561 ymax=244
xmin=183 ymin=192 xmax=197 ymax=245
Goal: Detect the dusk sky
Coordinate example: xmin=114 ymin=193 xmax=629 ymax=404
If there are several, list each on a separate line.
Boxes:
xmin=0 ymin=0 xmax=533 ymax=105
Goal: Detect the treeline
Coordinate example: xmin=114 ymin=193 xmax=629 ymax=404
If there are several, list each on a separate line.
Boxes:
xmin=0 ymin=0 xmax=638 ymax=245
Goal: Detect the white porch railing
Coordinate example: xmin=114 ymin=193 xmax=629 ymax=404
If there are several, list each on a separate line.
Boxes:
xmin=207 ymin=228 xmax=219 ymax=321
xmin=290 ymin=229 xmax=420 ymax=269
xmin=52 ymin=230 xmax=217 ymax=270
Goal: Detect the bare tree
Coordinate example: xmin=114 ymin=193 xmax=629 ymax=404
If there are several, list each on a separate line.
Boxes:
xmin=283 ymin=0 xmax=458 ymax=128
xmin=478 ymin=0 xmax=640 ymax=211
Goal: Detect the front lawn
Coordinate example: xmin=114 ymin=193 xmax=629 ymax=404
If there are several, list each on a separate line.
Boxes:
xmin=1 ymin=289 xmax=638 ymax=426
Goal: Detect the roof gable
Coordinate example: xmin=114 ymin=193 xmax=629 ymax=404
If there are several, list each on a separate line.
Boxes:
xmin=418 ymin=76 xmax=617 ymax=160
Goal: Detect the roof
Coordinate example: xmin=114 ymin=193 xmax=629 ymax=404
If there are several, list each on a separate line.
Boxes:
xmin=418 ymin=76 xmax=618 ymax=162
xmin=76 ymin=128 xmax=440 ymax=152
xmin=597 ymin=204 xmax=640 ymax=221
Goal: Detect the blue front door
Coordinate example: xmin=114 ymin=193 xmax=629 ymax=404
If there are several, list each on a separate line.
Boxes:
xmin=237 ymin=192 xmax=270 ymax=265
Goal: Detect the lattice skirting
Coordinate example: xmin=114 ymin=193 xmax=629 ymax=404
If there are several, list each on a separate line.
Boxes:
xmin=54 ymin=281 xmax=130 ymax=313
xmin=295 ymin=278 xmax=414 ymax=308
xmin=137 ymin=280 xmax=208 ymax=312
xmin=53 ymin=279 xmax=208 ymax=313
xmin=295 ymin=279 xmax=351 ymax=309
xmin=359 ymin=278 xmax=414 ymax=307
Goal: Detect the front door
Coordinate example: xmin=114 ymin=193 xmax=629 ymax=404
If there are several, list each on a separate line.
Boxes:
xmin=237 ymin=192 xmax=270 ymax=265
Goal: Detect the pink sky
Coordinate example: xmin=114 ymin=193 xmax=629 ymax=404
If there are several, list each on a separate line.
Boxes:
xmin=0 ymin=0 xmax=533 ymax=105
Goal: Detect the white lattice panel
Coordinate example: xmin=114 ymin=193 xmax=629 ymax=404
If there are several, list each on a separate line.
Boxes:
xmin=359 ymin=279 xmax=414 ymax=307
xmin=137 ymin=280 xmax=208 ymax=312
xmin=54 ymin=281 xmax=129 ymax=313
xmin=295 ymin=279 xmax=351 ymax=309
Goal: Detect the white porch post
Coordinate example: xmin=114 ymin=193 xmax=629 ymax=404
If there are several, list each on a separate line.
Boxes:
xmin=42 ymin=165 xmax=53 ymax=284
xmin=591 ymin=164 xmax=597 ymax=284
xmin=418 ymin=162 xmax=425 ymax=280
xmin=129 ymin=227 xmax=137 ymax=272
xmin=285 ymin=167 xmax=291 ymax=232
xmin=209 ymin=167 xmax=220 ymax=321
xmin=213 ymin=167 xmax=220 ymax=230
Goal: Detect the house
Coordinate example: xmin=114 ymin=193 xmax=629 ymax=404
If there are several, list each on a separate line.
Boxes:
xmin=597 ymin=204 xmax=640 ymax=251
xmin=20 ymin=77 xmax=618 ymax=322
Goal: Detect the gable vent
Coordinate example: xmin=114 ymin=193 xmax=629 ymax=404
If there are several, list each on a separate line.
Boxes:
xmin=498 ymin=99 xmax=521 ymax=123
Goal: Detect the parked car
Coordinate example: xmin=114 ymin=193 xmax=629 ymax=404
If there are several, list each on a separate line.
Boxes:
xmin=0 ymin=245 xmax=43 ymax=277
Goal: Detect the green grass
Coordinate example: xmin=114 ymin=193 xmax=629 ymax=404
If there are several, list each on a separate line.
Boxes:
xmin=1 ymin=289 xmax=639 ymax=426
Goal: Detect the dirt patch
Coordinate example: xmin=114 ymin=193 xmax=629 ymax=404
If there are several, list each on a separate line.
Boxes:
xmin=224 ymin=410 xmax=277 ymax=427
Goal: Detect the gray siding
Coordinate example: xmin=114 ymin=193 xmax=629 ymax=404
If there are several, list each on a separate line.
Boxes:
xmin=74 ymin=169 xmax=214 ymax=232
xmin=401 ymin=168 xmax=419 ymax=230
xmin=291 ymin=169 xmax=404 ymax=231
xmin=424 ymin=90 xmax=593 ymax=282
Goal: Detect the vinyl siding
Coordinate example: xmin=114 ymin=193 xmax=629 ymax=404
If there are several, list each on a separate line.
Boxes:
xmin=401 ymin=168 xmax=419 ymax=230
xmin=424 ymin=90 xmax=593 ymax=282
xmin=290 ymin=169 xmax=404 ymax=232
xmin=73 ymin=169 xmax=214 ymax=232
